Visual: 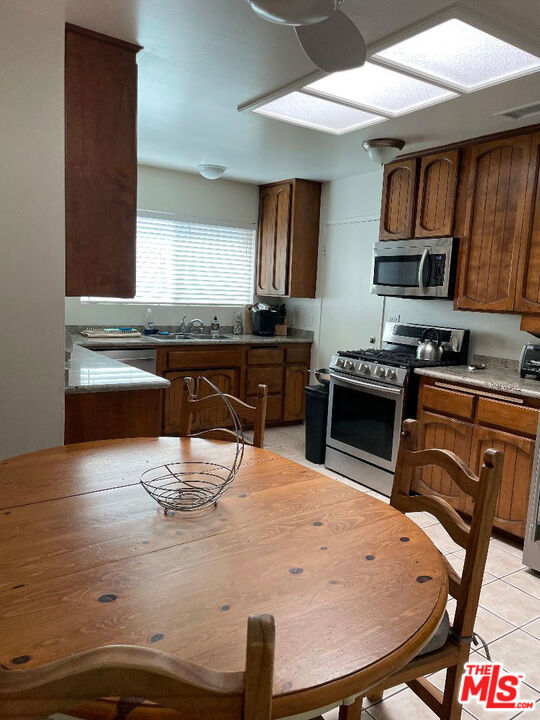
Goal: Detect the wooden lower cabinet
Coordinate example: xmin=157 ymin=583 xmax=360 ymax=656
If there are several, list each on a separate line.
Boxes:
xmin=469 ymin=425 xmax=535 ymax=538
xmin=65 ymin=389 xmax=162 ymax=443
xmin=284 ymin=366 xmax=308 ymax=421
xmin=164 ymin=368 xmax=239 ymax=434
xmin=413 ymin=411 xmax=473 ymax=515
xmin=416 ymin=376 xmax=537 ymax=539
xmin=160 ymin=343 xmax=311 ymax=435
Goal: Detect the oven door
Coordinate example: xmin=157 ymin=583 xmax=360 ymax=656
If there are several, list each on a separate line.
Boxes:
xmin=371 ymin=238 xmax=455 ymax=298
xmin=327 ymin=372 xmax=404 ymax=472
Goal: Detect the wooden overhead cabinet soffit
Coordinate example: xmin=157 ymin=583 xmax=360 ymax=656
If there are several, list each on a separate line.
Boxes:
xmin=65 ymin=24 xmax=142 ymax=298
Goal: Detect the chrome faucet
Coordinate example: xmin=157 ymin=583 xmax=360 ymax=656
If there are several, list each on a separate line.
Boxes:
xmin=178 ymin=314 xmax=204 ymax=334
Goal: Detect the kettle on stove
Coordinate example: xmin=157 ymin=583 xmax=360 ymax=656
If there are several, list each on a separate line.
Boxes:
xmin=416 ymin=328 xmax=443 ymax=361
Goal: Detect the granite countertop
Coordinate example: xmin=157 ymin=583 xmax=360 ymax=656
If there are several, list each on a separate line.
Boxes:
xmin=414 ymin=365 xmax=540 ymax=400
xmin=72 ymin=332 xmax=313 ymax=350
xmin=65 ymin=345 xmax=170 ymax=395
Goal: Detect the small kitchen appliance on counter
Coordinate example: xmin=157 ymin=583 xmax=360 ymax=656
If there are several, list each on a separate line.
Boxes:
xmin=251 ymin=304 xmax=278 ymax=336
xmin=519 ymin=344 xmax=540 ymax=379
xmin=325 ymin=321 xmax=469 ymax=494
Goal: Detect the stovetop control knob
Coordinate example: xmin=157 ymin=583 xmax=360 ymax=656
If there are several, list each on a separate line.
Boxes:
xmin=359 ymin=362 xmax=370 ymax=374
xmin=386 ymin=368 xmax=396 ymax=380
xmin=344 ymin=359 xmax=354 ymax=370
xmin=336 ymin=357 xmax=345 ymax=368
xmin=374 ymin=365 xmax=385 ymax=377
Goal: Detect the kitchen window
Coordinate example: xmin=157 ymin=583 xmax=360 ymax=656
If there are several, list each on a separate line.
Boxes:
xmin=84 ymin=211 xmax=256 ymax=305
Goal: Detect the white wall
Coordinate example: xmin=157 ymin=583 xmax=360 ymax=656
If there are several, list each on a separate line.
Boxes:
xmin=308 ymin=169 xmax=533 ymax=369
xmin=65 ymin=165 xmax=259 ymax=328
xmin=0 ymin=0 xmax=66 ymax=460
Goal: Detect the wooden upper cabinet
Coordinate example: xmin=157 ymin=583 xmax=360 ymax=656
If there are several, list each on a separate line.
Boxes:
xmin=65 ymin=24 xmax=142 ymax=298
xmin=415 ymin=150 xmax=460 ymax=237
xmin=256 ymin=182 xmax=292 ymax=296
xmin=455 ymin=133 xmax=532 ymax=312
xmin=257 ymin=179 xmax=321 ymax=298
xmin=379 ymin=158 xmax=418 ymax=240
xmin=514 ymin=131 xmax=540 ymax=314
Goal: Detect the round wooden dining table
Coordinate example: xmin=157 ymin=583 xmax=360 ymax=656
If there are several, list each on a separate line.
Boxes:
xmin=0 ymin=437 xmax=448 ymax=719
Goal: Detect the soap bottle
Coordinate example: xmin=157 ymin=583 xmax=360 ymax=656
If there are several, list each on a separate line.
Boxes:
xmin=144 ymin=308 xmax=154 ymax=335
xmin=210 ymin=315 xmax=220 ymax=339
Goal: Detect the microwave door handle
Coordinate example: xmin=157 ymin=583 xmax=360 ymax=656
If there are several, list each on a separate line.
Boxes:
xmin=418 ymin=248 xmax=429 ymax=294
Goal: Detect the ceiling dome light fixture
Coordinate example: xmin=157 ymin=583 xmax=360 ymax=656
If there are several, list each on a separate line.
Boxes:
xmin=197 ymin=163 xmax=227 ymax=180
xmin=247 ymin=0 xmax=344 ymax=26
xmin=362 ymin=138 xmax=405 ymax=165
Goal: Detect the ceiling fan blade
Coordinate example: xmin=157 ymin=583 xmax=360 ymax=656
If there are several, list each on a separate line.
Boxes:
xmin=295 ymin=10 xmax=366 ymax=73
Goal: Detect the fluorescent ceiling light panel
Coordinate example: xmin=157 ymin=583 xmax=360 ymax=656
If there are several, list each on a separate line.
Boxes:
xmin=254 ymin=91 xmax=385 ymax=134
xmin=372 ymin=19 xmax=540 ymax=92
xmin=305 ymin=62 xmax=457 ymax=116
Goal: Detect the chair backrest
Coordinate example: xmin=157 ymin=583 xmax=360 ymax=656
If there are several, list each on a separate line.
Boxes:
xmin=179 ymin=377 xmax=268 ymax=448
xmin=0 ymin=614 xmax=275 ymax=720
xmin=392 ymin=419 xmax=503 ymax=639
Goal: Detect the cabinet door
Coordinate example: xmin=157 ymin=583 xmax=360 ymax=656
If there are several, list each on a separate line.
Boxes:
xmin=412 ymin=411 xmax=473 ymax=515
xmin=470 ymin=425 xmax=535 ymax=538
xmin=65 ymin=25 xmax=141 ymax=297
xmin=283 ymin=366 xmax=308 ymax=421
xmin=415 ymin=150 xmax=460 ymax=237
xmin=514 ymin=131 xmax=540 ymax=313
xmin=164 ymin=368 xmax=239 ymax=435
xmin=256 ymin=183 xmax=292 ymax=296
xmin=455 ymin=133 xmax=532 ymax=312
xmin=379 ymin=159 xmax=419 ymax=240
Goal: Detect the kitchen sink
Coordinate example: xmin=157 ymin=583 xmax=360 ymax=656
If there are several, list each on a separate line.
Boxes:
xmin=153 ymin=333 xmax=231 ymax=341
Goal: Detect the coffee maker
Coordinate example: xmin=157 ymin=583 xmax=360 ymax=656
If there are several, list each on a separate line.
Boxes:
xmin=251 ymin=304 xmax=278 ymax=337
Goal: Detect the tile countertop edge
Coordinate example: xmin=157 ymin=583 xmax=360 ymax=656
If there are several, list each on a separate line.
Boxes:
xmin=414 ymin=366 xmax=540 ymax=400
xmin=65 ymin=345 xmax=170 ymax=395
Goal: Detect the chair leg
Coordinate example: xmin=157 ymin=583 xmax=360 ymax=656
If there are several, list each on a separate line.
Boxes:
xmin=366 ymin=690 xmax=383 ymax=703
xmin=339 ymin=696 xmax=363 ymax=720
xmin=441 ymin=664 xmax=465 ymax=720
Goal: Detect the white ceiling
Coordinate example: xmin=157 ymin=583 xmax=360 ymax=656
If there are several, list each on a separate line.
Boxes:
xmin=65 ymin=0 xmax=540 ymax=184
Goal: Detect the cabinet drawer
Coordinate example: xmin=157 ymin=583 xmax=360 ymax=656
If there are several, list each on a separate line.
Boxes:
xmin=421 ymin=384 xmax=475 ymax=420
xmin=167 ymin=348 xmax=243 ymax=370
xmin=476 ymin=397 xmax=539 ymax=436
xmin=247 ymin=347 xmax=284 ymax=365
xmin=285 ymin=345 xmax=310 ymax=364
xmin=247 ymin=366 xmax=283 ymax=395
xmin=248 ymin=392 xmax=283 ymax=422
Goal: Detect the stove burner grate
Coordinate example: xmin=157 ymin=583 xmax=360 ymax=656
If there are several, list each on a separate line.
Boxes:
xmin=336 ymin=348 xmax=458 ymax=369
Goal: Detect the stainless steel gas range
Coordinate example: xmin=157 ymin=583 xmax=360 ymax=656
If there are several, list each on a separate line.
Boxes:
xmin=325 ymin=322 xmax=469 ymax=494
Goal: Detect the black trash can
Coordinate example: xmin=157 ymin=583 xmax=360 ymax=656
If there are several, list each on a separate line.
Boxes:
xmin=304 ymin=384 xmax=329 ymax=464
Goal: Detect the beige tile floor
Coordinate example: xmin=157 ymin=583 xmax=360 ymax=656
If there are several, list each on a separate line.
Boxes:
xmin=263 ymin=424 xmax=540 ymax=720
xmin=45 ymin=424 xmax=540 ymax=720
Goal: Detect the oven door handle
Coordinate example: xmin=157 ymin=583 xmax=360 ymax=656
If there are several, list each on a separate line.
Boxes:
xmin=418 ymin=248 xmax=429 ymax=294
xmin=330 ymin=372 xmax=403 ymax=396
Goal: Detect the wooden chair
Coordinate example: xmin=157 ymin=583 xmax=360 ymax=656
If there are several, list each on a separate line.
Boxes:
xmin=179 ymin=377 xmax=268 ymax=448
xmin=340 ymin=419 xmax=503 ymax=720
xmin=0 ymin=614 xmax=275 ymax=720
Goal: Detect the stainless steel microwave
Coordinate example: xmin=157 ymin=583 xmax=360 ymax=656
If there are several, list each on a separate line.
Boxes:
xmin=371 ymin=237 xmax=459 ymax=299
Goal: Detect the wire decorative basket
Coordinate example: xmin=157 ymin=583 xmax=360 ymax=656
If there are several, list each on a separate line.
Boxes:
xmin=140 ymin=376 xmax=245 ymax=513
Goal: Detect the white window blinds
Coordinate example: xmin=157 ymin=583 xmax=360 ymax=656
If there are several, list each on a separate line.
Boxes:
xmin=86 ymin=212 xmax=256 ymax=305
